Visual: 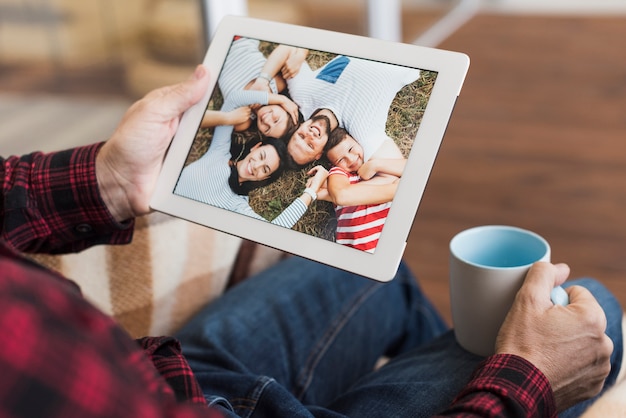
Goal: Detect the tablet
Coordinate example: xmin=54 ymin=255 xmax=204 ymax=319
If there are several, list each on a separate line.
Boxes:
xmin=150 ymin=15 xmax=469 ymax=282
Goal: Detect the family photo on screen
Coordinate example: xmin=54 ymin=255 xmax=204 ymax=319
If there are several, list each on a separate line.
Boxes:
xmin=174 ymin=36 xmax=437 ymax=253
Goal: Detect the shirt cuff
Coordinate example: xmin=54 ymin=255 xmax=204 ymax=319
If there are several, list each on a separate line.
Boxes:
xmin=445 ymin=354 xmax=557 ymax=417
xmin=35 ymin=143 xmax=134 ymax=253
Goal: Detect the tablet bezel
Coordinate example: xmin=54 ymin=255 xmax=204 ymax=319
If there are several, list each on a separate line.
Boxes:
xmin=150 ymin=15 xmax=469 ymax=282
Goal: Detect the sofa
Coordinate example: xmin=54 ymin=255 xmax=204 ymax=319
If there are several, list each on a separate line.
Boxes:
xmin=31 ymin=212 xmax=286 ymax=338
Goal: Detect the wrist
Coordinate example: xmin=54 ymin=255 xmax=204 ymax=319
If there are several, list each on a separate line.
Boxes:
xmin=96 ymin=146 xmax=135 ymax=223
xmin=258 ymin=72 xmax=272 ymax=84
xmin=303 ymin=187 xmax=317 ymax=201
xmin=368 ymin=160 xmax=382 ymax=174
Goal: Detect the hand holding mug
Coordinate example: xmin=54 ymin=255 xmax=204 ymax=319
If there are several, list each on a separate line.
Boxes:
xmin=496 ymin=262 xmax=613 ymax=411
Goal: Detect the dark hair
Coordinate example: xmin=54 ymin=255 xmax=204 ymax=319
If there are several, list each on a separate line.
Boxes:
xmin=228 ymin=137 xmax=289 ymax=196
xmin=324 ymin=127 xmax=350 ymax=154
xmin=277 ymin=120 xmax=303 ymax=172
xmin=310 ymin=108 xmax=325 ymax=118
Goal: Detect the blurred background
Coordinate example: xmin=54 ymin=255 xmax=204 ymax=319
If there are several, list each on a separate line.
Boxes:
xmin=1 ymin=0 xmax=625 ymax=322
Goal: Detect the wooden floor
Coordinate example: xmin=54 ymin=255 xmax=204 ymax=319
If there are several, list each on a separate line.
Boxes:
xmin=1 ymin=11 xmax=625 ymax=325
xmin=404 ymin=13 xmax=626 ymax=324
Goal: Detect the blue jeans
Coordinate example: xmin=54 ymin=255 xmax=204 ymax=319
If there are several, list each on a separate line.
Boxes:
xmin=175 ymin=257 xmax=623 ymax=417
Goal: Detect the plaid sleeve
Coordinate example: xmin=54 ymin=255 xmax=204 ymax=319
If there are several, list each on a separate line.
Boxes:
xmin=1 ymin=143 xmax=134 ymax=254
xmin=0 ymin=245 xmax=226 ymax=418
xmin=435 ymin=354 xmax=557 ymax=418
xmin=138 ymin=337 xmax=208 ymax=405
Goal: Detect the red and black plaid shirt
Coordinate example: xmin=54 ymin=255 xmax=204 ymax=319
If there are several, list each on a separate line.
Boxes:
xmin=0 ymin=144 xmax=556 ymax=417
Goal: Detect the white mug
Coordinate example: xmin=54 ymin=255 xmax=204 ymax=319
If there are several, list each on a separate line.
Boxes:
xmin=449 ymin=225 xmax=551 ymax=357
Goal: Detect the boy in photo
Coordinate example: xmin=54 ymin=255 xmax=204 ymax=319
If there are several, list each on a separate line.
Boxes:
xmin=322 ymin=128 xmax=406 ymax=252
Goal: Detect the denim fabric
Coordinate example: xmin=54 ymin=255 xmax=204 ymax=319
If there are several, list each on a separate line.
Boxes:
xmin=175 ymin=257 xmax=623 ymax=418
xmin=316 ymin=56 xmax=350 ymax=84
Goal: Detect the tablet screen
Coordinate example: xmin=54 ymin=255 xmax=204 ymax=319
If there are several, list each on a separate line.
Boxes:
xmin=172 ymin=36 xmax=436 ymax=254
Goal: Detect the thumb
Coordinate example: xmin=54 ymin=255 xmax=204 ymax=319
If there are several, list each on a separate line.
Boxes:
xmin=147 ymin=65 xmax=211 ymax=120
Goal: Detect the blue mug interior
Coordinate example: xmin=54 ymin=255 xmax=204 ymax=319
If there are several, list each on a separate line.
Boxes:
xmin=451 ymin=226 xmax=549 ymax=268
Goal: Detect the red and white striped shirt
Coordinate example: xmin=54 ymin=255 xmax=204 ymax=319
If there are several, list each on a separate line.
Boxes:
xmin=329 ymin=167 xmax=391 ymax=253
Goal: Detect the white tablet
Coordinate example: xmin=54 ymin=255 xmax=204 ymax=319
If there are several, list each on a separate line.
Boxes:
xmin=150 ymin=15 xmax=469 ymax=282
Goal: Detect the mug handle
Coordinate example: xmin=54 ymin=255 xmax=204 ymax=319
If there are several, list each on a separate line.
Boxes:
xmin=551 ymin=286 xmax=570 ymax=306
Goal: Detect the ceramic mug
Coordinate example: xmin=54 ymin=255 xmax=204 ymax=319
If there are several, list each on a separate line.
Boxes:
xmin=449 ymin=225 xmax=555 ymax=356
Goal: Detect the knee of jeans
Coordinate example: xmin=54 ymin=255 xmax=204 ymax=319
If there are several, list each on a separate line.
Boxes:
xmin=565 ymin=277 xmax=618 ymax=304
xmin=395 ymin=261 xmax=418 ymax=283
xmin=566 ymin=278 xmax=613 ymax=301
